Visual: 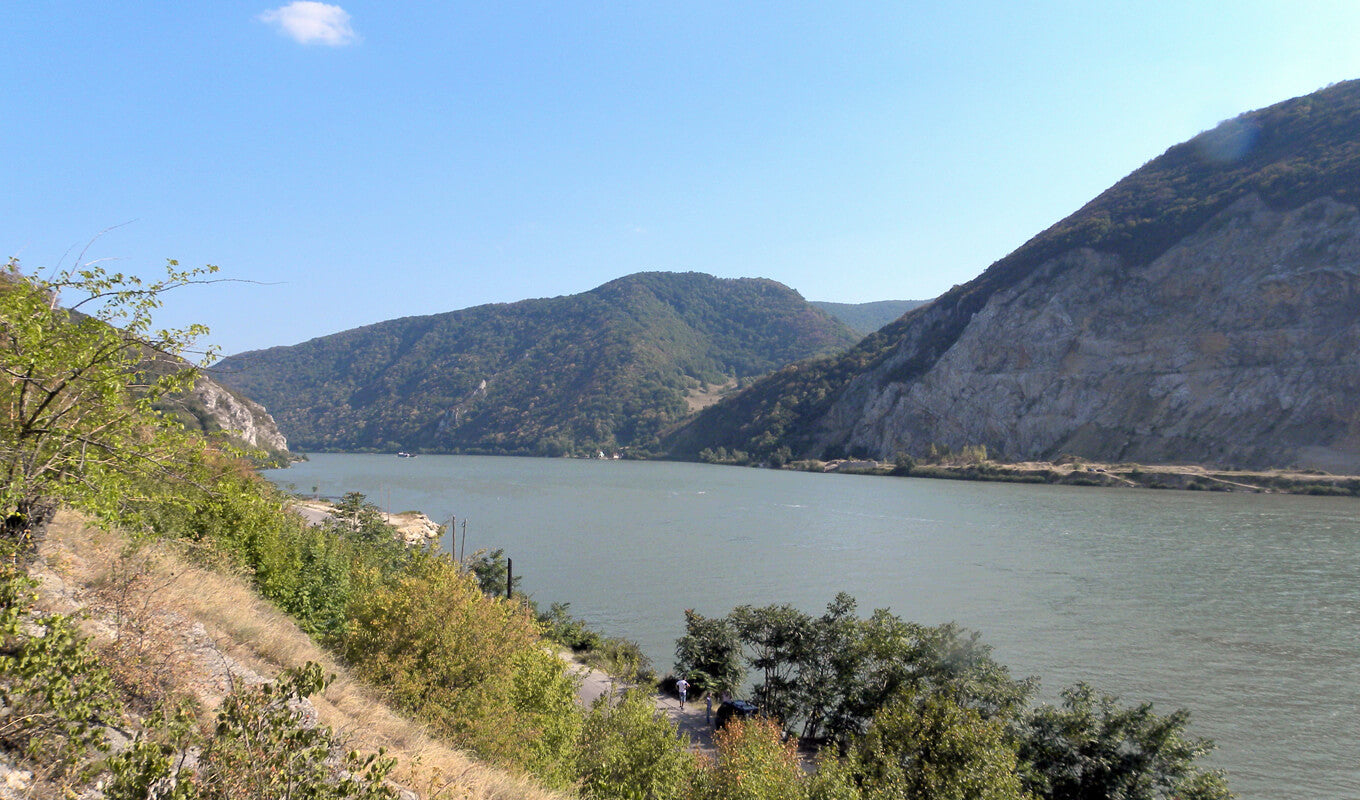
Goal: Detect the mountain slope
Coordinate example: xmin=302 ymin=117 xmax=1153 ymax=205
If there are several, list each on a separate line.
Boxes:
xmin=811 ymin=300 xmax=928 ymax=334
xmin=667 ymin=79 xmax=1360 ymax=471
xmin=215 ymin=272 xmax=858 ymax=455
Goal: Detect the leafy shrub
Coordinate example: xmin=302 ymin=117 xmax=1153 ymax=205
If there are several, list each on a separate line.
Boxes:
xmin=702 ymin=717 xmax=806 ymax=800
xmin=577 ymin=689 xmax=696 ymax=800
xmin=851 ymin=690 xmax=1027 ymax=800
xmin=0 ymin=551 xmax=120 ymax=779
xmin=106 ymin=663 xmax=397 ymax=800
xmin=342 ymin=552 xmax=579 ymax=773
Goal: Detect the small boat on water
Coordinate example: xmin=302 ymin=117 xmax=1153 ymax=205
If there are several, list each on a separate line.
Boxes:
xmin=395 ymin=452 xmax=417 ymax=458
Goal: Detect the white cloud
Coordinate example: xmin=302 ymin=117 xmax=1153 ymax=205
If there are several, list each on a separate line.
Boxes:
xmin=258 ymin=2 xmax=359 ymax=46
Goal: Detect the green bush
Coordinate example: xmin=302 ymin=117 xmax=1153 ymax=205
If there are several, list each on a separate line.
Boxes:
xmin=0 ymin=551 xmax=120 ymax=780
xmin=106 ymin=664 xmax=397 ymax=800
xmin=702 ymin=717 xmax=807 ymax=800
xmin=577 ymin=689 xmax=696 ymax=800
xmin=342 ymin=553 xmax=580 ymax=775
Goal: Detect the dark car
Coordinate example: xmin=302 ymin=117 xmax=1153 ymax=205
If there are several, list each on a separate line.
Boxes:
xmin=714 ymin=699 xmax=758 ymax=730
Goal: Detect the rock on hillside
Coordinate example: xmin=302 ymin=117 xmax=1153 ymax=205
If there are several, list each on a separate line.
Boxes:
xmin=190 ymin=376 xmax=290 ymax=452
xmin=215 ymin=271 xmax=858 ymax=455
xmin=669 ymin=79 xmax=1360 ymax=472
xmin=830 ymin=195 xmax=1360 ymax=471
xmin=157 ymin=373 xmax=290 ymax=456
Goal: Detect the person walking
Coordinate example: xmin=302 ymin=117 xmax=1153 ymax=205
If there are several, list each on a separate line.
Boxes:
xmin=675 ymin=677 xmax=690 ymax=709
xmin=705 ymin=693 xmax=713 ymax=725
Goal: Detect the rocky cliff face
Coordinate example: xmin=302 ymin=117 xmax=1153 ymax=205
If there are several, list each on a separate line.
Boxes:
xmin=667 ymin=80 xmax=1360 ymax=472
xmin=188 ymin=376 xmax=290 ymax=453
xmin=823 ymin=194 xmax=1360 ymax=471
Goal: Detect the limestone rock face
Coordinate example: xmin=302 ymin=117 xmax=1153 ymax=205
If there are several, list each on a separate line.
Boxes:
xmin=822 ymin=195 xmax=1360 ymax=471
xmin=192 ymin=377 xmax=290 ymax=453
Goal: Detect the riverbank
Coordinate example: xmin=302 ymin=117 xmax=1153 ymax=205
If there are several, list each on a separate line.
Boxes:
xmin=791 ymin=457 xmax=1360 ymax=496
xmin=291 ymin=497 xmax=444 ymax=545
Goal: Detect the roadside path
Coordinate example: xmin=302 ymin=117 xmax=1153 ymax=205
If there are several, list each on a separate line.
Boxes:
xmin=564 ymin=653 xmax=716 ymax=755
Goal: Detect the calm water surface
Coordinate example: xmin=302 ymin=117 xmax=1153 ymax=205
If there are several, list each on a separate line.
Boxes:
xmin=266 ymin=454 xmax=1360 ymax=800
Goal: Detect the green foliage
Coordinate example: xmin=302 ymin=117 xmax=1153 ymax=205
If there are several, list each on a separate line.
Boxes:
xmin=148 ymin=471 xmax=367 ymax=641
xmin=584 ymin=636 xmax=654 ymax=684
xmin=684 ymin=595 xmax=1034 ymax=745
xmin=577 ymin=689 xmax=697 ymax=800
xmin=805 ymin=750 xmax=861 ymax=800
xmin=540 ymin=601 xmax=603 ymax=651
xmin=507 ymin=648 xmax=584 ymax=789
xmin=702 ymin=717 xmax=807 ymax=800
xmin=467 ymin=547 xmax=522 ymax=598
xmin=106 ymin=664 xmax=397 ymax=800
xmin=851 ymin=690 xmax=1029 ymax=800
xmin=329 ymin=491 xmax=396 ymax=544
xmin=1019 ymin=683 xmax=1231 ymax=800
xmin=342 ymin=552 xmax=579 ymax=772
xmin=674 ymin=608 xmax=745 ymax=696
xmin=0 ymin=548 xmax=120 ymax=777
xmin=0 ymin=259 xmax=216 ymax=540
xmin=215 ymin=272 xmax=859 ymax=455
xmin=538 ymin=602 xmax=654 ymax=683
xmin=730 ymin=603 xmax=812 ymax=725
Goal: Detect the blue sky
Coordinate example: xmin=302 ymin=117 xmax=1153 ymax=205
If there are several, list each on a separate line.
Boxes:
xmin=5 ymin=2 xmax=1360 ymax=356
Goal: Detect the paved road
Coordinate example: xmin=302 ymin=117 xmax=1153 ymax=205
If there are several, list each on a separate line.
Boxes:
xmin=566 ymin=653 xmax=716 ymax=754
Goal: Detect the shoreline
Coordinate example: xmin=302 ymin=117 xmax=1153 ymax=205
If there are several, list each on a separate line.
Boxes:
xmin=272 ymin=451 xmax=1360 ymax=498
xmin=794 ymin=457 xmax=1360 ymax=496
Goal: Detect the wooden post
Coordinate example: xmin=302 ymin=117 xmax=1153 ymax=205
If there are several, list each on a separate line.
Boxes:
xmin=460 ymin=519 xmax=468 ymax=565
xmin=449 ymin=515 xmax=455 ymax=557
xmin=506 ymin=558 xmax=513 ymax=601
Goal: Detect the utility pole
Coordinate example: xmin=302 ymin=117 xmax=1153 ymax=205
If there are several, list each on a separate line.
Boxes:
xmin=505 ymin=558 xmax=513 ymax=601
xmin=449 ymin=515 xmax=455 ymax=557
xmin=460 ymin=519 xmax=468 ymax=565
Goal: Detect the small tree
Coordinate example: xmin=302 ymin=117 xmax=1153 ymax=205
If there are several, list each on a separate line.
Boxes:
xmin=577 ymin=689 xmax=696 ymax=800
xmin=674 ymin=608 xmax=744 ymax=696
xmin=851 ymin=690 xmax=1029 ymax=800
xmin=1019 ymin=683 xmax=1231 ymax=800
xmin=702 ymin=717 xmax=807 ymax=800
xmin=0 ymin=258 xmax=217 ymax=542
xmin=466 ymin=547 xmax=521 ymax=597
xmin=730 ymin=603 xmax=811 ymax=724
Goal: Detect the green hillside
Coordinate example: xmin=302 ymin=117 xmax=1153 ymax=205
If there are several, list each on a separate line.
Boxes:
xmin=810 ymin=299 xmax=928 ymax=334
xmin=215 ymin=272 xmax=858 ymax=455
xmin=665 ymin=78 xmax=1360 ymax=462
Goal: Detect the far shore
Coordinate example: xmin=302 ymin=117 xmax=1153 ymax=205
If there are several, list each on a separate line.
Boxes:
xmin=271 ymin=449 xmax=1360 ymax=498
xmin=789 ymin=456 xmax=1360 ymax=497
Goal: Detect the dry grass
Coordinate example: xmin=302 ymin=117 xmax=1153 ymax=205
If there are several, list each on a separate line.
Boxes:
xmin=683 ymin=378 xmax=738 ymax=413
xmin=38 ymin=510 xmax=568 ymax=800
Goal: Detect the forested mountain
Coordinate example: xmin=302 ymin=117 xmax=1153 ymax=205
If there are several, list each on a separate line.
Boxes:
xmin=811 ymin=300 xmax=928 ymax=334
xmin=215 ymin=272 xmax=858 ymax=455
xmin=666 ymin=79 xmax=1360 ymax=472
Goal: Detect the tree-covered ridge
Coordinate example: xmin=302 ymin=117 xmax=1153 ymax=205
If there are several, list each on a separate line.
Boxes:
xmin=666 ymin=78 xmax=1360 ymax=462
xmin=810 ymin=300 xmax=928 ymax=334
xmin=215 ymin=271 xmax=858 ymax=455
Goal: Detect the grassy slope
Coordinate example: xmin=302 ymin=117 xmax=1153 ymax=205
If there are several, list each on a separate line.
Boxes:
xmin=665 ymin=78 xmax=1360 ymax=461
xmin=36 ymin=510 xmax=565 ymax=800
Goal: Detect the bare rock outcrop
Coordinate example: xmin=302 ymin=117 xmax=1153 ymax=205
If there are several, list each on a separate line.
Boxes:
xmin=189 ymin=376 xmax=290 ymax=453
xmin=823 ymin=195 xmax=1360 ymax=471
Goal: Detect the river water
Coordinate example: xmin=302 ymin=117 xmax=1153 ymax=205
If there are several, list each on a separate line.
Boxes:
xmin=265 ymin=453 xmax=1360 ymax=799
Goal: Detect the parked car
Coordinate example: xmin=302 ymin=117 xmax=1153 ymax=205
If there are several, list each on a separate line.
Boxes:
xmin=714 ymin=699 xmax=758 ymax=730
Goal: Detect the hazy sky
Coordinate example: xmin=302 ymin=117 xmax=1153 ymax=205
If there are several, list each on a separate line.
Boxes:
xmin=6 ymin=2 xmax=1360 ymax=355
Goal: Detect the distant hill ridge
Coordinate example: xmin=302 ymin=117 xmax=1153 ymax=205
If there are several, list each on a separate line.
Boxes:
xmin=811 ymin=300 xmax=928 ymax=334
xmin=666 ymin=79 xmax=1360 ymax=471
xmin=215 ymin=271 xmax=858 ymax=455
